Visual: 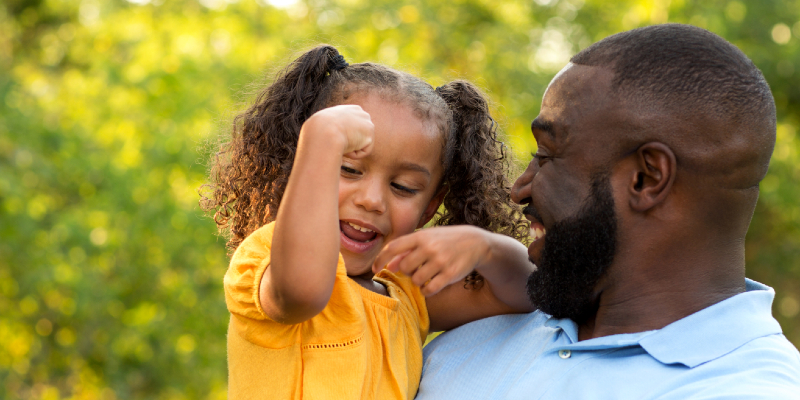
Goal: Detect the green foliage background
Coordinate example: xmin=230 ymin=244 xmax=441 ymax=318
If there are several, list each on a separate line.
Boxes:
xmin=1 ymin=0 xmax=799 ymax=398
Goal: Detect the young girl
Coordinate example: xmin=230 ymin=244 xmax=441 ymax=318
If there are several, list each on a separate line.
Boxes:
xmin=203 ymin=45 xmax=534 ymax=399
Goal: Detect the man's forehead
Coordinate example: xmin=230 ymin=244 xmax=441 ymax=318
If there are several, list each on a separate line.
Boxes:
xmin=532 ymin=64 xmax=637 ymax=164
xmin=546 ymin=64 xmax=615 ymax=99
xmin=539 ymin=65 xmax=618 ymax=127
xmin=542 ymin=62 xmax=577 ymax=100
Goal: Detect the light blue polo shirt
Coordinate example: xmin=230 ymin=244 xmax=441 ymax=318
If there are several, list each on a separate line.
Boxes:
xmin=417 ymin=279 xmax=800 ymax=399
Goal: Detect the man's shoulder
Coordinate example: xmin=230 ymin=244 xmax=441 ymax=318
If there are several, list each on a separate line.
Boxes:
xmin=712 ymin=332 xmax=800 ymax=381
xmin=732 ymin=332 xmax=800 ymax=363
xmin=653 ymin=333 xmax=800 ymax=399
xmin=422 ymin=311 xmax=554 ymax=372
xmin=424 ymin=311 xmax=549 ymax=351
xmin=419 ymin=312 xmax=800 ymax=400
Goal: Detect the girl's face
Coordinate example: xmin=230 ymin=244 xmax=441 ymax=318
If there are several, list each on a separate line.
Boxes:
xmin=337 ymin=92 xmax=445 ymax=276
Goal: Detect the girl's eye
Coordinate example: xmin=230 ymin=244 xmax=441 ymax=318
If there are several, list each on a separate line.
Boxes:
xmin=341 ymin=166 xmax=360 ymax=175
xmin=391 ymin=182 xmax=418 ymax=195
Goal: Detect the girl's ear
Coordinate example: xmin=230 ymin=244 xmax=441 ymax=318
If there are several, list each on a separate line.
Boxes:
xmin=417 ymin=187 xmax=447 ymax=229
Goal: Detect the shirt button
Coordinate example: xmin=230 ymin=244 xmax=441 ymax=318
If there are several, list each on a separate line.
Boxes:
xmin=558 ymin=349 xmax=572 ymax=359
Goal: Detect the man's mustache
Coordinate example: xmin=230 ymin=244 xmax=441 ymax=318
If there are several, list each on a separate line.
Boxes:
xmin=522 ymin=204 xmax=544 ymax=226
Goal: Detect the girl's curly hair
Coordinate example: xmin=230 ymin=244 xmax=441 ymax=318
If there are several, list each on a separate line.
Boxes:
xmin=201 ymin=45 xmax=528 ymax=287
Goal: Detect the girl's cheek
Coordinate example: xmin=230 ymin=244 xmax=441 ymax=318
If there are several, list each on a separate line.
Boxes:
xmin=390 ymin=204 xmax=422 ymax=237
xmin=412 ymin=201 xmax=433 ymax=232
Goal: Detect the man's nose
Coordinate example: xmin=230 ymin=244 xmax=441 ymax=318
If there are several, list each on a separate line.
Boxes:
xmin=511 ymin=160 xmax=537 ymax=204
xmin=353 ymin=179 xmax=386 ymax=214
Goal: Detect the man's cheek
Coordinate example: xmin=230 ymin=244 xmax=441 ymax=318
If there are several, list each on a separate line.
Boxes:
xmin=537 ymin=196 xmax=567 ymax=227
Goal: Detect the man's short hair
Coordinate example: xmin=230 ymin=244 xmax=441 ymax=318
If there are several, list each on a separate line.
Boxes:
xmin=570 ymin=24 xmax=774 ymax=128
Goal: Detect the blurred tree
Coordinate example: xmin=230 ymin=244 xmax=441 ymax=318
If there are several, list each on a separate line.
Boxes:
xmin=0 ymin=0 xmax=797 ymax=398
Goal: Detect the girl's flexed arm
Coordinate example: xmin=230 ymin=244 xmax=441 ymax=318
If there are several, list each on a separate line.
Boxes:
xmin=263 ymin=105 xmax=374 ymax=324
xmin=372 ymin=226 xmax=535 ymax=332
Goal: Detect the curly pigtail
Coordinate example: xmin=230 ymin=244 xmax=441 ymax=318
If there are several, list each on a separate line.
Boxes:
xmin=435 ymin=81 xmax=529 ymax=287
xmin=202 ymin=45 xmax=347 ymax=252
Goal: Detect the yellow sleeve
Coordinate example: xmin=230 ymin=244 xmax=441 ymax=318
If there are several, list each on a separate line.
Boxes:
xmin=375 ymin=270 xmax=430 ymax=340
xmin=224 ymin=222 xmax=275 ymax=321
xmin=224 ymin=221 xmax=302 ymax=348
xmin=223 ymin=221 xmax=358 ymax=348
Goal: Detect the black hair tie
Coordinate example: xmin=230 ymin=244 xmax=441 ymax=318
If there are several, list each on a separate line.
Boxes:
xmin=330 ymin=54 xmax=348 ymax=71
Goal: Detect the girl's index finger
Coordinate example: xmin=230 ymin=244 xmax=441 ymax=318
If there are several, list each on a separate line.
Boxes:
xmin=384 ymin=252 xmax=409 ymax=273
xmin=372 ymin=235 xmax=419 ymax=273
xmin=372 ymin=248 xmax=411 ymax=273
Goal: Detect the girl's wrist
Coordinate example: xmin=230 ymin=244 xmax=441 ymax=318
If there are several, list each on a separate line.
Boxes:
xmin=472 ymin=229 xmax=498 ymax=273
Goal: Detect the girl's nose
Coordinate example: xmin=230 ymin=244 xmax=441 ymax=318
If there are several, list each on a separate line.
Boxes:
xmin=353 ymin=180 xmax=386 ymax=214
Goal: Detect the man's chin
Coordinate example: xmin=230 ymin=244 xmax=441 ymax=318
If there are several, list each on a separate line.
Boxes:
xmin=525 ymin=174 xmax=617 ymax=321
xmin=527 ymin=271 xmax=598 ymax=321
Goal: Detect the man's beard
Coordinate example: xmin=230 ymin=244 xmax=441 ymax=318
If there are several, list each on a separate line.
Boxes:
xmin=526 ymin=174 xmax=618 ymax=323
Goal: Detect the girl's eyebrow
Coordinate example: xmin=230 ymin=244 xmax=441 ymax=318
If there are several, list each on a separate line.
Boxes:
xmin=397 ymin=162 xmax=431 ymax=177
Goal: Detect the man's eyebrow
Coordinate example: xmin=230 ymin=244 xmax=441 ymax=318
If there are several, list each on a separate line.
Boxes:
xmin=398 ymin=162 xmax=431 ymax=177
xmin=531 ymin=118 xmax=556 ymax=138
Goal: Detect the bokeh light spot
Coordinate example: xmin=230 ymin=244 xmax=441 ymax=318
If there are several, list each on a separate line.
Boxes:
xmin=90 ymin=227 xmax=108 ymax=246
xmin=725 ymin=1 xmax=746 ymax=22
xmin=781 ymin=296 xmax=799 ymax=318
xmin=176 ymin=334 xmax=196 ymax=354
xmin=399 ymin=5 xmax=419 ymax=23
xmin=36 ymin=319 xmax=54 ymax=336
xmin=263 ymin=0 xmax=299 ymax=9
xmin=20 ymin=297 xmax=39 ymax=315
xmin=772 ymin=23 xmax=791 ymax=44
xmin=56 ymin=327 xmax=77 ymax=347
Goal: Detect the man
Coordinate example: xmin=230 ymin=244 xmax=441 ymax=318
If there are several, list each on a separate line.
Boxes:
xmin=416 ymin=24 xmax=800 ymax=399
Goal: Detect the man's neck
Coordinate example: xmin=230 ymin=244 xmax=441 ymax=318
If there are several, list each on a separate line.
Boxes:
xmin=577 ymin=255 xmax=745 ymax=341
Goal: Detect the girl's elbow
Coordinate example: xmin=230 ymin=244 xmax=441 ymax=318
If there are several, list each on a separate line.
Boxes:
xmin=261 ymin=285 xmax=330 ymax=325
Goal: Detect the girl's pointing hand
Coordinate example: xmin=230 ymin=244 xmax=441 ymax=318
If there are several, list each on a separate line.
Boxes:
xmin=372 ymin=226 xmax=493 ymax=297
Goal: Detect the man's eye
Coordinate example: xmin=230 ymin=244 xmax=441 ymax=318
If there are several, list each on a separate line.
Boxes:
xmin=391 ymin=183 xmax=418 ymax=194
xmin=532 ymin=152 xmax=551 ymax=165
xmin=341 ymin=166 xmax=360 ymax=174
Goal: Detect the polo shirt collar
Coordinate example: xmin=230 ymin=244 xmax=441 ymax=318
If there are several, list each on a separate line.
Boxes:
xmin=545 ymin=279 xmax=783 ymax=368
xmin=639 ymin=279 xmax=782 ymax=367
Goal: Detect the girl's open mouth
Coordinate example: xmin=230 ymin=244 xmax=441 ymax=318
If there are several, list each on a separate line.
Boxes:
xmin=340 ymin=220 xmax=382 ymax=254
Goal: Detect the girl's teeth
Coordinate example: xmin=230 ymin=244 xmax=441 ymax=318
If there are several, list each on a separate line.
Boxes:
xmin=347 ymin=222 xmax=374 ymax=233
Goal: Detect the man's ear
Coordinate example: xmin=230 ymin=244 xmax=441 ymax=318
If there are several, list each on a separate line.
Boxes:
xmin=417 ymin=187 xmax=447 ymax=229
xmin=628 ymin=142 xmax=676 ymax=212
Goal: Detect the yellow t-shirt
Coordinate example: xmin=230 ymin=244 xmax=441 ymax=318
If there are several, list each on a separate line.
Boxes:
xmin=224 ymin=222 xmax=430 ymax=399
